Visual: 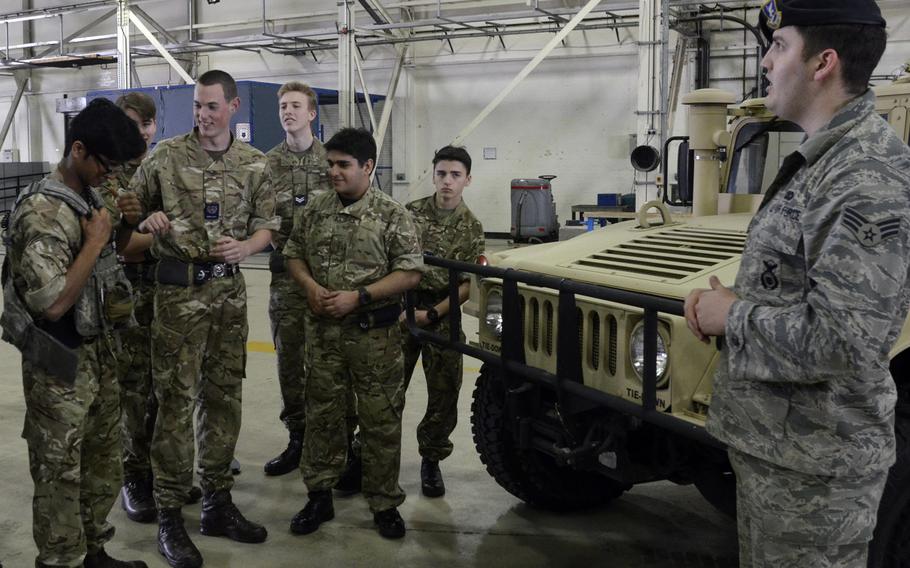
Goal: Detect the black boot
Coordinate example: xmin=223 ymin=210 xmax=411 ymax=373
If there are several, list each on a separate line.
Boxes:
xmin=84 ymin=547 xmax=149 ymax=568
xmin=263 ymin=430 xmax=303 ymax=476
xmin=157 ymin=508 xmax=203 ymax=568
xmin=334 ymin=452 xmax=362 ymax=495
xmin=373 ymin=507 xmax=406 ymax=539
xmin=121 ymin=477 xmax=156 ymax=523
xmin=186 ymin=486 xmax=203 ymax=505
xmin=199 ymin=490 xmax=267 ymax=543
xmin=290 ymin=490 xmax=334 ymax=535
xmin=420 ymin=458 xmax=446 ymax=498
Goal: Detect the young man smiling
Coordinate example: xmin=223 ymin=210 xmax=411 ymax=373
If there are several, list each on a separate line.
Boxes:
xmin=402 ymin=146 xmax=484 ymax=498
xmin=262 ymin=82 xmax=333 ymax=477
xmin=129 ymin=70 xmax=278 ymax=568
xmin=684 ymin=1 xmax=910 ymax=565
xmin=284 ymin=127 xmax=423 ymax=539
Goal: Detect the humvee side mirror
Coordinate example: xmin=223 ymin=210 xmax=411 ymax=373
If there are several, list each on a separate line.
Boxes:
xmin=662 ymin=136 xmax=693 ymax=206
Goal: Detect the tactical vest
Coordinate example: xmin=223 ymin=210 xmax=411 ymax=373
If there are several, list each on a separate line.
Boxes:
xmin=0 ymin=179 xmax=135 ymax=383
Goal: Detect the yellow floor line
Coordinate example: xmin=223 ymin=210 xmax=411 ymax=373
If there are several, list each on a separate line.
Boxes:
xmin=247 ymin=341 xmax=276 ymax=354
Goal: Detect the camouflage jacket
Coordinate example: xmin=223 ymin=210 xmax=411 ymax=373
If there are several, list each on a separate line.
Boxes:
xmin=706 ymin=90 xmax=910 ymax=477
xmin=283 ymin=187 xmax=424 ymax=311
xmin=97 ymin=158 xmax=141 ymax=231
xmin=406 ymin=195 xmax=484 ymax=300
xmin=128 ymin=129 xmax=279 ymax=263
xmin=7 ymin=171 xmax=88 ymax=316
xmin=265 ymin=138 xmax=331 ymax=261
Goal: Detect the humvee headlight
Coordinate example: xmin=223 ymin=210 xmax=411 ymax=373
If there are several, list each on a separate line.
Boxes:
xmin=483 ymin=290 xmax=504 ymax=339
xmin=629 ymin=321 xmax=669 ymax=386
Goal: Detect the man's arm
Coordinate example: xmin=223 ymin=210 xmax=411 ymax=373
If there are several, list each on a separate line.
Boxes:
xmin=288 ymin=257 xmax=331 ymax=316
xmin=44 ymin=208 xmax=112 ymax=321
xmin=212 ymin=228 xmax=272 ymax=264
xmin=411 ymin=280 xmax=471 ymax=327
xmin=320 ymin=269 xmax=421 ymax=319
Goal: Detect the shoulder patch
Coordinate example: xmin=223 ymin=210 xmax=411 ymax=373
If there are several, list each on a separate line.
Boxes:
xmin=842 ymin=207 xmax=901 ymax=247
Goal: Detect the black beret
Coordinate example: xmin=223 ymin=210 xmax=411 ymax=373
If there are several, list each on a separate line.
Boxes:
xmin=759 ymin=0 xmax=886 ymax=41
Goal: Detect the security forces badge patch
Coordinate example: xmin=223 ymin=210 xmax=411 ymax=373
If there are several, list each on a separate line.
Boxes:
xmin=762 ymin=0 xmax=782 ymax=30
xmin=842 ymin=207 xmax=901 ymax=247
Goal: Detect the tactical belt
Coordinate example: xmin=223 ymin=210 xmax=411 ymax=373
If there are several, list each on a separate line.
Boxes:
xmin=153 ymin=259 xmax=239 ymax=287
xmin=348 ymin=303 xmax=402 ymax=330
xmin=269 ymin=254 xmax=287 ymax=274
xmin=122 ymin=261 xmax=155 ymax=282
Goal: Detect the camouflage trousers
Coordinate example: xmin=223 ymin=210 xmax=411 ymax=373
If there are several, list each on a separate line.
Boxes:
xmin=269 ymin=273 xmax=308 ymax=433
xmin=402 ymin=317 xmax=465 ymax=461
xmin=22 ymin=337 xmax=122 ymax=567
xmin=303 ymin=317 xmax=405 ymax=512
xmin=118 ymin=272 xmax=155 ymax=480
xmin=729 ymin=448 xmax=887 ymax=568
xmin=150 ymin=275 xmax=247 ymax=509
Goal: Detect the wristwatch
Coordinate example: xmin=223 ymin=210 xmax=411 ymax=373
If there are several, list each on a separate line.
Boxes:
xmin=357 ymin=287 xmax=372 ymax=306
xmin=426 ymin=307 xmax=440 ymax=323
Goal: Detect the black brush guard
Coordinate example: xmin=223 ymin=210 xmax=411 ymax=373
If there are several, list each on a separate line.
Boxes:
xmin=404 ymin=254 xmax=724 ymax=450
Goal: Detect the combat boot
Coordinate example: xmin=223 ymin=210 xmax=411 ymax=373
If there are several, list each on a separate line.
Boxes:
xmin=121 ymin=476 xmax=156 ymax=523
xmin=199 ymin=490 xmax=267 ymax=543
xmin=290 ymin=490 xmax=334 ymax=535
xmin=373 ymin=507 xmax=406 ymax=539
xmin=333 ymin=450 xmax=362 ymax=495
xmin=157 ymin=508 xmax=203 ymax=568
xmin=420 ymin=458 xmax=446 ymax=497
xmin=186 ymin=486 xmax=203 ymax=505
xmin=83 ymin=547 xmax=149 ymax=568
xmin=263 ymin=430 xmax=303 ymax=476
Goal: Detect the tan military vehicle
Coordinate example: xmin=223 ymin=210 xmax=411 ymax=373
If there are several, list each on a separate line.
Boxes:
xmin=407 ymin=74 xmax=910 ymax=567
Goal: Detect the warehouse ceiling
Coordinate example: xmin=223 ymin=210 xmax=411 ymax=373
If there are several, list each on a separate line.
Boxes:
xmin=0 ymin=0 xmax=770 ymax=69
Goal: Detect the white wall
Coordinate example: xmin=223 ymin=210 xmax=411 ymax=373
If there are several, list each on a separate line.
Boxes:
xmin=1 ymin=1 xmax=910 ymax=233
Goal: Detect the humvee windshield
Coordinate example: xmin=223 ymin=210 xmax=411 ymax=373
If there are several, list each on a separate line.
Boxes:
xmin=726 ymin=120 xmax=804 ymax=195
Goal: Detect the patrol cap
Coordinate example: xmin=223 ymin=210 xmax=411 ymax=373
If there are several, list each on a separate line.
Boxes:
xmin=759 ymin=0 xmax=886 ymax=42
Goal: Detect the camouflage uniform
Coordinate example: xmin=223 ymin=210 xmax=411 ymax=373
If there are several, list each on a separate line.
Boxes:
xmin=7 ymin=171 xmax=124 ymax=567
xmin=706 ymin=91 xmax=910 ymax=566
xmin=129 ymin=130 xmax=279 ymax=509
xmin=283 ymin=187 xmax=423 ymax=512
xmin=99 ymin=160 xmax=157 ymax=481
xmin=402 ymin=195 xmax=484 ymax=461
xmin=265 ymin=139 xmax=331 ymax=434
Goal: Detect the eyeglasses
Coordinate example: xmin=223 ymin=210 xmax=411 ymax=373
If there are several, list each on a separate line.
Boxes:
xmin=91 ymin=153 xmax=114 ymax=175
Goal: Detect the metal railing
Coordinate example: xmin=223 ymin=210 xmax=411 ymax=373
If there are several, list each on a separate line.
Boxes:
xmin=404 ymin=254 xmax=723 ymax=449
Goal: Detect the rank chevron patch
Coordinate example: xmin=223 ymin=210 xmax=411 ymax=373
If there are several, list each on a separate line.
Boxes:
xmin=842 ymin=207 xmax=901 ymax=247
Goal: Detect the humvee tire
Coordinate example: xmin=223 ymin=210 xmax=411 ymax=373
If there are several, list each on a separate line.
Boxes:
xmin=470 ymin=365 xmax=629 ymax=511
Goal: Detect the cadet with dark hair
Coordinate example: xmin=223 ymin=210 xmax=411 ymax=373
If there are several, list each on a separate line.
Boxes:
xmin=129 ymin=69 xmax=278 ymax=568
xmin=402 ymin=145 xmax=484 ymax=497
xmin=1 ymin=98 xmax=148 ymax=567
xmin=685 ymin=1 xmax=910 ymax=566
xmin=284 ymin=127 xmax=423 ymax=539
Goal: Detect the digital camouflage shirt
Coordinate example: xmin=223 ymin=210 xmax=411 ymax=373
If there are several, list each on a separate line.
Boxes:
xmin=283 ymin=187 xmax=424 ymax=311
xmin=405 ymin=195 xmax=484 ymax=295
xmin=128 ymin=129 xmax=279 ymax=262
xmin=706 ymin=90 xmax=910 ymax=478
xmin=265 ymin=138 xmax=332 ymax=257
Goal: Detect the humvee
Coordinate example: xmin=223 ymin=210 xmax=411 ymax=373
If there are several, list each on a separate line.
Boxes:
xmin=405 ymin=73 xmax=910 ymax=567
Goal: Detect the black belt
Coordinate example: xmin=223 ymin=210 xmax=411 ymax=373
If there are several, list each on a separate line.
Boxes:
xmin=153 ymin=259 xmax=239 ymax=287
xmin=269 ymin=254 xmax=287 ymax=274
xmin=122 ymin=261 xmax=155 ymax=281
xmin=348 ymin=304 xmax=402 ymax=330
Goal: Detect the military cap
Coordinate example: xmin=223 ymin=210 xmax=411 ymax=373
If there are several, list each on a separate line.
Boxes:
xmin=759 ymin=0 xmax=886 ymax=41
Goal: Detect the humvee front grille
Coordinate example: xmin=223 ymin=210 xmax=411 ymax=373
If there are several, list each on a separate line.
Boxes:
xmin=571 ymin=227 xmax=747 ymax=280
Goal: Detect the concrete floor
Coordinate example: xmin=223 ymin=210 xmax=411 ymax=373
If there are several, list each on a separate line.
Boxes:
xmin=0 ymin=256 xmax=738 ymax=568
